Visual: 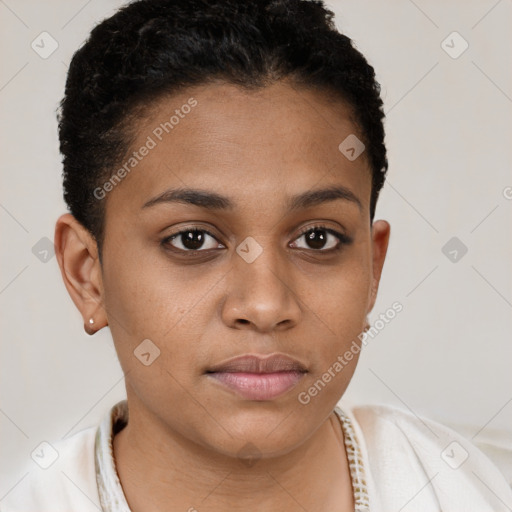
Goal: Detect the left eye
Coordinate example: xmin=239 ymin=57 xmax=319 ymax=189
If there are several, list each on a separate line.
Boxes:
xmin=163 ymin=229 xmax=223 ymax=252
xmin=290 ymin=227 xmax=346 ymax=251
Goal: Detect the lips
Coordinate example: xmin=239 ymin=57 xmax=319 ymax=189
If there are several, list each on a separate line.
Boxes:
xmin=207 ymin=353 xmax=307 ymax=374
xmin=206 ymin=353 xmax=307 ymax=401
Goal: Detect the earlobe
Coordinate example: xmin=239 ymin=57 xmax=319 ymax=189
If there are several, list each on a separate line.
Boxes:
xmin=368 ymin=220 xmax=391 ymax=313
xmin=84 ymin=317 xmax=97 ymax=335
xmin=54 ymin=213 xmax=108 ymax=334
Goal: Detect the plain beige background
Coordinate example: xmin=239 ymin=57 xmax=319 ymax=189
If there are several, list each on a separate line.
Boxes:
xmin=1 ymin=0 xmax=511 ymax=492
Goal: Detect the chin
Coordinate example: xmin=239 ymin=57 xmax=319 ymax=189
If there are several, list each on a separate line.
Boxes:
xmin=194 ymin=407 xmax=312 ymax=460
xmin=208 ymin=431 xmax=305 ymax=464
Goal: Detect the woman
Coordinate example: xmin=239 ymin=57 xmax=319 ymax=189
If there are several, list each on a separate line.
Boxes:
xmin=3 ymin=0 xmax=511 ymax=510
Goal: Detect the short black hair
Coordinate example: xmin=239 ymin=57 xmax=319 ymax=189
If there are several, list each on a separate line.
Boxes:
xmin=58 ymin=0 xmax=388 ymax=254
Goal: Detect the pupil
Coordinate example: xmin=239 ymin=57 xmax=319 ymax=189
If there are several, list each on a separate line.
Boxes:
xmin=182 ymin=230 xmax=204 ymax=250
xmin=306 ymin=229 xmax=326 ymax=249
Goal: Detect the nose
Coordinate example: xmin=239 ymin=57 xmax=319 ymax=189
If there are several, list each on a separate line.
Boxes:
xmin=221 ymin=240 xmax=302 ymax=333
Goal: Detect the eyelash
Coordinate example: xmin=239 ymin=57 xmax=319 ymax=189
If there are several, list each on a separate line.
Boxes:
xmin=161 ymin=224 xmax=352 ymax=255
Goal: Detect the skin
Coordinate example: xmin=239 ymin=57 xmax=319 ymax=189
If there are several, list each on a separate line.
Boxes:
xmin=55 ymin=80 xmax=390 ymax=511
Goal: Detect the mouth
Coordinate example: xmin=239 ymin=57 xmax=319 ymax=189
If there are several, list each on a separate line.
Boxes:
xmin=205 ymin=353 xmax=307 ymax=401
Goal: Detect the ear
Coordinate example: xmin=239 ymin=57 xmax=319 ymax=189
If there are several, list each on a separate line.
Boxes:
xmin=367 ymin=220 xmax=390 ymax=314
xmin=54 ymin=213 xmax=107 ymax=335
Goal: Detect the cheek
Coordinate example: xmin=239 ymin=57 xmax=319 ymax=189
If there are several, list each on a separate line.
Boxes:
xmin=291 ymin=275 xmax=370 ymax=424
xmin=101 ymin=237 xmax=201 ymax=333
xmin=296 ymin=250 xmax=372 ymax=388
xmin=324 ymin=265 xmax=371 ymax=338
xmin=100 ymin=253 xmax=213 ymax=422
xmin=303 ymin=250 xmax=372 ymax=337
xmin=100 ymin=243 xmax=223 ymax=383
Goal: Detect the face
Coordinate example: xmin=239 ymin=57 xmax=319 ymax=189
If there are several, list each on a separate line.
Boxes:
xmin=74 ymin=80 xmax=389 ymax=459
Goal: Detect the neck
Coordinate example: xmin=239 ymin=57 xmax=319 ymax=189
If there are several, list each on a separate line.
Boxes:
xmin=113 ymin=399 xmax=354 ymax=512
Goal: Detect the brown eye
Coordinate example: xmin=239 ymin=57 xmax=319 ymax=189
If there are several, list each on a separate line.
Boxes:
xmin=163 ymin=229 xmax=223 ymax=252
xmin=290 ymin=226 xmax=351 ymax=252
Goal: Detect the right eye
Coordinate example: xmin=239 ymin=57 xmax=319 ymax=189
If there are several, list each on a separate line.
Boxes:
xmin=162 ymin=228 xmax=225 ymax=252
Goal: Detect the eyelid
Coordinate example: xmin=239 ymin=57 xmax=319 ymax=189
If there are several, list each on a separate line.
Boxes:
xmin=295 ymin=223 xmax=345 ymax=238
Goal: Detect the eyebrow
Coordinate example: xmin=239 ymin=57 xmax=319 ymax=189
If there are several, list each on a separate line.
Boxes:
xmin=142 ymin=185 xmax=362 ymax=212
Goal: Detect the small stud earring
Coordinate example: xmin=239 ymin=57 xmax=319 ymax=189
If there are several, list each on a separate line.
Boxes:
xmin=84 ymin=317 xmax=96 ymax=335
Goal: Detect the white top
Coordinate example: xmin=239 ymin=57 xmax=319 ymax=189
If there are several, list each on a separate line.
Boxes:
xmin=2 ymin=400 xmax=511 ymax=512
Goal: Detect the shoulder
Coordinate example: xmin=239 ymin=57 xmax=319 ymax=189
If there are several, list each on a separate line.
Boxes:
xmin=340 ymin=402 xmax=512 ymax=512
xmin=0 ymin=426 xmax=100 ymax=512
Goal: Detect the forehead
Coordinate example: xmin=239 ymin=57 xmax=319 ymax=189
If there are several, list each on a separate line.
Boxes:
xmin=104 ymin=80 xmax=372 ymax=218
